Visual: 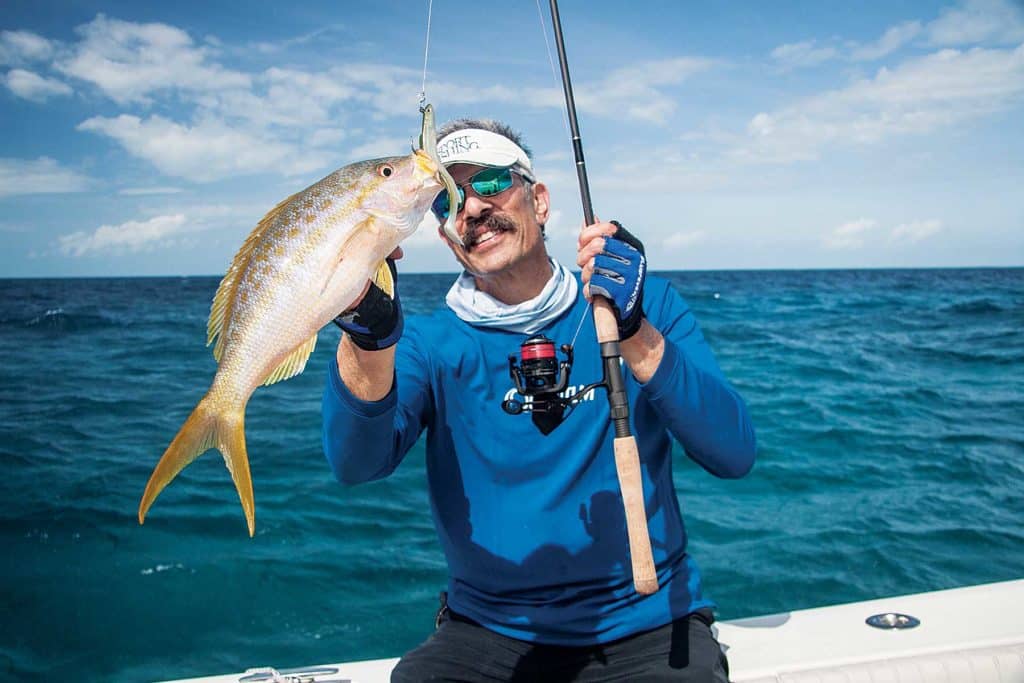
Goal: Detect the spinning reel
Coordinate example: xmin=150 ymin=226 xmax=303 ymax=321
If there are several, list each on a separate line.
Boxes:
xmin=501 ymin=335 xmax=605 ymax=435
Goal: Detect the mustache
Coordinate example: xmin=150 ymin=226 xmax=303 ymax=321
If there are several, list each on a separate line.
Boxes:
xmin=464 ymin=214 xmax=516 ymax=248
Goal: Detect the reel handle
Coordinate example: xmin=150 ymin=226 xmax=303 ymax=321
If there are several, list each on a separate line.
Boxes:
xmin=501 ymin=399 xmax=524 ymax=415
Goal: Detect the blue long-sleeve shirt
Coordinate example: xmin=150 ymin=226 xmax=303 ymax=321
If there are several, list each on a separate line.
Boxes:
xmin=322 ymin=274 xmax=755 ymax=645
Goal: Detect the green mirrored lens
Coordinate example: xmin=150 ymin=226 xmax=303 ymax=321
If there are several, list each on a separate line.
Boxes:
xmin=470 ymin=167 xmax=514 ymax=197
xmin=431 ymin=187 xmax=465 ymax=220
xmin=432 ymin=167 xmax=513 ymax=220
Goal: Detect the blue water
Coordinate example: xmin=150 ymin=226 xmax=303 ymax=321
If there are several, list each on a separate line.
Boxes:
xmin=1 ymin=269 xmax=1022 ymax=682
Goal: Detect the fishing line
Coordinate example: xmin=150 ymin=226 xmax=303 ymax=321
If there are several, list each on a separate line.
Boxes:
xmin=535 ymin=0 xmax=571 ymax=137
xmin=569 ymin=298 xmax=593 ymax=348
xmin=418 ymin=0 xmax=435 ymax=110
xmin=417 ymin=0 xmax=593 ymax=348
xmin=535 ymin=0 xmax=591 ymax=344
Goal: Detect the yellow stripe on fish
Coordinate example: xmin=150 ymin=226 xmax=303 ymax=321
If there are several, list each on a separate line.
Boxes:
xmin=139 ymin=151 xmax=443 ymax=536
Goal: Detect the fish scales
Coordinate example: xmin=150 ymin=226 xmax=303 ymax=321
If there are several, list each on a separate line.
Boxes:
xmin=217 ymin=162 xmax=418 ymax=388
xmin=139 ymin=151 xmax=443 ymax=536
xmin=216 ymin=171 xmax=371 ymax=388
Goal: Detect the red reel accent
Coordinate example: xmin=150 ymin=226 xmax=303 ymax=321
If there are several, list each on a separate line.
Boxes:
xmin=520 ymin=341 xmax=556 ymax=360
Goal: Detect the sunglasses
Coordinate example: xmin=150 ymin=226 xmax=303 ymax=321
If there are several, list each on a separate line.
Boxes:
xmin=431 ymin=166 xmax=523 ymax=221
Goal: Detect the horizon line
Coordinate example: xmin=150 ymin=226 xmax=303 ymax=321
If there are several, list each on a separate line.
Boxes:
xmin=3 ymin=264 xmax=1023 ymax=281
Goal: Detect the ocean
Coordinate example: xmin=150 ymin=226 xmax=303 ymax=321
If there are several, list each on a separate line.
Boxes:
xmin=1 ymin=268 xmax=1022 ymax=682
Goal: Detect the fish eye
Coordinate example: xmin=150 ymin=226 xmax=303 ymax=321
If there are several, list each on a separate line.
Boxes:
xmin=378 ymin=164 xmax=394 ymax=178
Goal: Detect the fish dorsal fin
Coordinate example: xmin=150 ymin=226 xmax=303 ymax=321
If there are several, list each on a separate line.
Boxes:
xmin=207 ymin=191 xmax=301 ymax=361
xmin=262 ymin=333 xmax=318 ymax=386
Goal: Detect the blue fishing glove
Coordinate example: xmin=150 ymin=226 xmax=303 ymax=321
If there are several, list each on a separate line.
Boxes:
xmin=333 ymin=258 xmax=404 ymax=351
xmin=589 ymin=221 xmax=646 ymax=340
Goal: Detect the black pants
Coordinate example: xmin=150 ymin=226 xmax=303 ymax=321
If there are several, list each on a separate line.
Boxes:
xmin=391 ymin=606 xmax=730 ymax=682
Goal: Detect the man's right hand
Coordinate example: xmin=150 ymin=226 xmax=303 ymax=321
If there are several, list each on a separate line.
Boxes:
xmin=578 ymin=220 xmax=647 ymax=340
xmin=334 ymin=255 xmax=403 ymax=351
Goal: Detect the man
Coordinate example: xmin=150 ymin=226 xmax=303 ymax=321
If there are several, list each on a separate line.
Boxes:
xmin=323 ymin=118 xmax=756 ymax=682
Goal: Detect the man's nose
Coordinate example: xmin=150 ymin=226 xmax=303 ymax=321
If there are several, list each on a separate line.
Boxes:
xmin=461 ymin=193 xmax=491 ymax=220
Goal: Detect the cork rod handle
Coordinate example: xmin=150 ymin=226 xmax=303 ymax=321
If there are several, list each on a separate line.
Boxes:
xmin=594 ymin=299 xmax=659 ymax=595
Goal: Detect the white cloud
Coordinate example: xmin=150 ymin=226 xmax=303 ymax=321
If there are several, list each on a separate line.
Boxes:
xmin=16 ymin=14 xmax=710 ymax=190
xmin=317 ymin=62 xmax=426 ymax=118
xmin=77 ymin=114 xmax=328 ymax=182
xmin=0 ymin=221 xmax=30 ymax=233
xmin=347 ymin=136 xmax=414 ymax=159
xmin=118 ymin=186 xmax=183 ymax=196
xmin=64 ymin=45 xmax=710 ymax=186
xmin=0 ymin=157 xmax=90 ymax=197
xmin=59 ymin=214 xmax=188 ymax=256
xmin=437 ymin=57 xmax=713 ymax=125
xmin=3 ymin=68 xmax=72 ymax=102
xmin=55 ymin=14 xmax=250 ymax=104
xmin=0 ymin=30 xmax=54 ymax=65
xmin=250 ymin=66 xmax=355 ymax=126
xmin=926 ymin=0 xmax=1024 ymax=46
xmin=183 ymin=203 xmax=262 ymax=232
xmin=823 ymin=218 xmax=941 ymax=249
xmin=309 ymin=127 xmax=347 ymax=148
xmin=771 ymin=40 xmax=838 ymax=68
xmin=736 ymin=43 xmax=1024 ymax=163
xmin=850 ymin=21 xmax=922 ymax=61
xmin=824 ymin=218 xmax=878 ymax=249
xmin=537 ymin=151 xmax=570 ymax=163
xmin=13 ymin=17 xmax=708 ymax=142
xmin=575 ymin=58 xmax=714 ymax=124
xmin=432 ymin=81 xmax=528 ymax=110
xmin=251 ymin=24 xmax=346 ymax=54
xmin=890 ymin=219 xmax=942 ymax=243
xmin=194 ymin=66 xmax=363 ymax=130
xmin=594 ymin=156 xmax=728 ymax=193
xmin=664 ymin=231 xmax=706 ymax=250
xmin=543 ymin=209 xmax=569 ymax=239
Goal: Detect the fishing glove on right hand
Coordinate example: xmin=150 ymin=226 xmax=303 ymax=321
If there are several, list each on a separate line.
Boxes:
xmin=333 ymin=258 xmax=404 ymax=351
xmin=589 ymin=221 xmax=647 ymax=340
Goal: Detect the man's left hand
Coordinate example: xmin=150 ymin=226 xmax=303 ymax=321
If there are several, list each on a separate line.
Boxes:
xmin=578 ymin=220 xmax=647 ymax=340
xmin=333 ymin=256 xmax=404 ymax=351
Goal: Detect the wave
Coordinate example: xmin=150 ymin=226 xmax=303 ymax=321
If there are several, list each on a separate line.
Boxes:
xmin=941 ymin=298 xmax=1008 ymax=315
xmin=5 ymin=307 xmax=120 ymax=333
xmin=140 ymin=562 xmax=188 ymax=576
xmin=904 ymin=342 xmax=1023 ymax=365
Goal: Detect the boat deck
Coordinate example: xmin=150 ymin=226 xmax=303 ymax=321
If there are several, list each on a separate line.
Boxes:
xmin=163 ymin=579 xmax=1024 ymax=682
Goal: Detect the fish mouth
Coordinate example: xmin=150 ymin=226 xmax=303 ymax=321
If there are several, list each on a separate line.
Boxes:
xmin=413 ymin=148 xmax=440 ymax=179
xmin=417 ymin=104 xmax=463 ymax=246
xmin=415 ymin=151 xmax=463 ymax=247
xmin=433 ymin=164 xmax=462 ymax=246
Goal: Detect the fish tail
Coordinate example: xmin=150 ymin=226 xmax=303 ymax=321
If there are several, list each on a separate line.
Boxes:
xmin=138 ymin=394 xmax=255 ymax=537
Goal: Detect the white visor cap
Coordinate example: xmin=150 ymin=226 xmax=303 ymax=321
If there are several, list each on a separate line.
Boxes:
xmin=436 ymin=128 xmax=535 ymax=183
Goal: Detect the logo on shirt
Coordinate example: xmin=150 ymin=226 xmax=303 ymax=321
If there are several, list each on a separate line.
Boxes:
xmin=502 ymin=382 xmax=598 ymax=406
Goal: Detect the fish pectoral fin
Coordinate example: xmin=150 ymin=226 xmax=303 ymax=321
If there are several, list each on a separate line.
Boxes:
xmin=318 ymin=215 xmax=383 ymax=299
xmin=262 ymin=333 xmax=318 ymax=386
xmin=361 ymin=210 xmax=388 ymax=231
xmin=372 ymin=258 xmax=395 ymax=298
xmin=139 ymin=396 xmax=256 ymax=537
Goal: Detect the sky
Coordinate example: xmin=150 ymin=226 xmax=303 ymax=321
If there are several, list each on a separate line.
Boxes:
xmin=1 ymin=0 xmax=1023 ymax=277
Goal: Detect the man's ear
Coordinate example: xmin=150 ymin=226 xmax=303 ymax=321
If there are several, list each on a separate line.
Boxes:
xmin=532 ymin=182 xmax=550 ymax=226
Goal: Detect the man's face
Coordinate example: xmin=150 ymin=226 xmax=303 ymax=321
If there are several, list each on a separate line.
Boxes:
xmin=438 ymin=163 xmax=550 ymax=277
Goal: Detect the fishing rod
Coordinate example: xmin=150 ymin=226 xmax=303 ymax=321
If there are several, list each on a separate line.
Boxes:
xmin=548 ymin=0 xmax=658 ymax=596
